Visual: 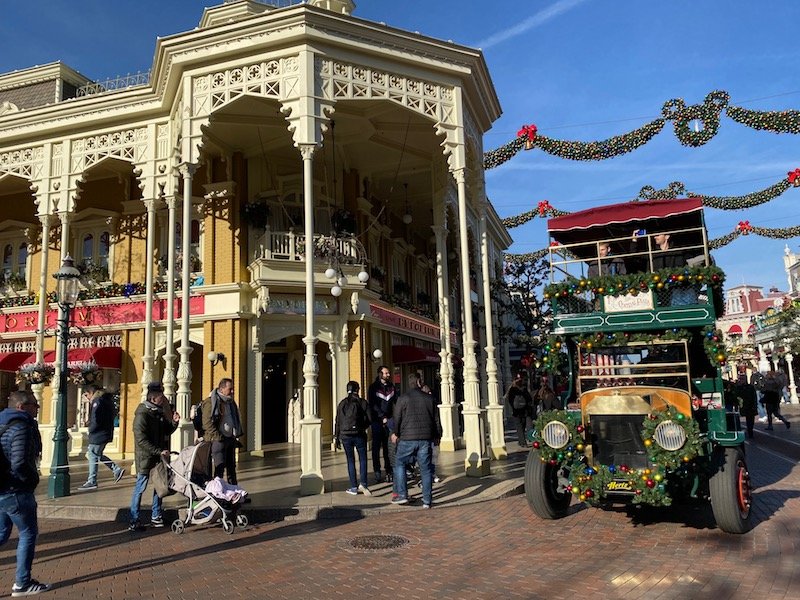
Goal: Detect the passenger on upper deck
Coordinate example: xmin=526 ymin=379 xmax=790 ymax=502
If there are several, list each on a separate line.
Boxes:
xmin=586 ymin=242 xmax=627 ymax=278
xmin=630 ymin=231 xmax=700 ymax=272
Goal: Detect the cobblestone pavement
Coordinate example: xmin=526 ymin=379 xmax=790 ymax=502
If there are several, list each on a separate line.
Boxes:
xmin=3 ymin=438 xmax=799 ymax=599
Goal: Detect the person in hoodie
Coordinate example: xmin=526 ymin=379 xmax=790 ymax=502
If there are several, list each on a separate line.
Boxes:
xmin=76 ymin=384 xmax=124 ymax=491
xmin=201 ymin=378 xmax=243 ymax=484
xmin=128 ymin=388 xmax=179 ymax=531
xmin=0 ymin=391 xmax=50 ymax=596
xmin=367 ymin=365 xmax=395 ymax=484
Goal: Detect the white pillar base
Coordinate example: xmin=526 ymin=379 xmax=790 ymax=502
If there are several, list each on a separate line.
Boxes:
xmin=300 ymin=417 xmax=324 ymax=495
xmin=437 ymin=402 xmax=463 ymax=452
xmin=462 ymin=407 xmax=490 ymax=477
xmin=39 ymin=424 xmax=55 ymax=476
xmin=486 ymin=405 xmax=507 ymax=460
xmin=171 ymin=420 xmax=195 ymax=452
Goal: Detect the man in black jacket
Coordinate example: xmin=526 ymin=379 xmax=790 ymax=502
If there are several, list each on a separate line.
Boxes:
xmin=367 ymin=365 xmax=395 ymax=483
xmin=0 ymin=391 xmax=50 ymax=596
xmin=77 ymin=385 xmax=124 ymax=491
xmin=390 ymin=374 xmax=442 ymax=508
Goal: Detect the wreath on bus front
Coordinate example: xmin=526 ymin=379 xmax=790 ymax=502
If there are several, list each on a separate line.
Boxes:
xmin=641 ymin=405 xmax=703 ymax=470
xmin=529 ymin=410 xmax=585 ymax=463
xmin=567 ymin=462 xmax=672 ymax=507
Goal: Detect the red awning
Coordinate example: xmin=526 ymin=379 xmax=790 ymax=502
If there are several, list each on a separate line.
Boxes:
xmin=392 ymin=345 xmax=441 ymax=365
xmin=747 ymin=323 xmax=756 ymax=334
xmin=548 ymin=197 xmax=703 ymax=232
xmin=0 ymin=352 xmax=35 ymax=372
xmin=727 ymin=324 xmax=743 ymax=334
xmin=23 ymin=347 xmax=122 ymax=369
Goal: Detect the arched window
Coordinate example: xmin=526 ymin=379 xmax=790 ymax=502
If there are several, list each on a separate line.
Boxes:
xmin=2 ymin=244 xmax=12 ymax=275
xmin=82 ymin=234 xmax=94 ymax=266
xmin=99 ymin=231 xmax=110 ymax=268
xmin=17 ymin=243 xmax=27 ymax=279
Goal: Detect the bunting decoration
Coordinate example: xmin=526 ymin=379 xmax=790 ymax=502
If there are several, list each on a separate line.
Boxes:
xmin=501 ymin=200 xmax=570 ymax=228
xmin=484 ymin=89 xmax=800 ymax=169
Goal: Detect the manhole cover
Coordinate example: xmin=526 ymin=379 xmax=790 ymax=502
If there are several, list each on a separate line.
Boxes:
xmin=347 ymin=534 xmax=410 ymax=551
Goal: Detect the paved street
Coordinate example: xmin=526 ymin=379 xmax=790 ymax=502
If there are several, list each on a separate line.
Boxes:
xmin=2 ymin=432 xmax=799 ymax=600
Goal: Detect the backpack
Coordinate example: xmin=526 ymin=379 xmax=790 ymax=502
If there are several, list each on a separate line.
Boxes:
xmin=0 ymin=418 xmax=26 ymax=488
xmin=339 ymin=396 xmax=366 ymax=435
xmin=511 ymin=387 xmax=528 ymax=410
xmin=751 ymin=372 xmax=766 ymax=392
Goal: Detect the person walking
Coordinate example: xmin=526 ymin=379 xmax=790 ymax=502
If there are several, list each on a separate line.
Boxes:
xmin=201 ymin=378 xmax=243 ymax=484
xmin=367 ymin=365 xmax=395 ymax=483
xmin=0 ymin=391 xmax=50 ymax=596
xmin=334 ymin=381 xmax=372 ymax=496
xmin=390 ymin=374 xmax=442 ymax=508
xmin=763 ymin=370 xmax=791 ymax=431
xmin=129 ymin=389 xmax=179 ymax=531
xmin=506 ymin=373 xmax=533 ymax=448
xmin=77 ymin=384 xmax=124 ymax=491
xmin=734 ymin=375 xmax=758 ymax=439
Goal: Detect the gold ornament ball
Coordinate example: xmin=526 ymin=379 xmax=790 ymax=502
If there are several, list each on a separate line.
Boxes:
xmin=579 ymin=494 xmax=586 ymax=502
xmin=576 ymin=443 xmax=584 ymax=452
xmin=644 ymin=439 xmax=652 ymax=447
xmin=654 ymin=474 xmax=663 ymax=482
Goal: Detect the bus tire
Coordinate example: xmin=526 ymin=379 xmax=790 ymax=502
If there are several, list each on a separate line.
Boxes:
xmin=709 ymin=446 xmax=753 ymax=534
xmin=524 ymin=450 xmax=571 ymax=519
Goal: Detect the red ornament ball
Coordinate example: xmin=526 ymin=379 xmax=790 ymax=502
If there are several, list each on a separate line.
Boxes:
xmin=532 ymin=441 xmax=540 ymax=449
xmin=646 ymin=479 xmax=656 ymax=488
xmin=576 ymin=425 xmax=584 ymax=433
xmin=584 ymin=489 xmax=594 ymax=498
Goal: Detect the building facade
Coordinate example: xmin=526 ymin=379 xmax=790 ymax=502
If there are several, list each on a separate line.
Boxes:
xmin=0 ymin=0 xmax=513 ymax=491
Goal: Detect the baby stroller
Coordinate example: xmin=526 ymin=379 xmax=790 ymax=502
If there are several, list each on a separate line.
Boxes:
xmin=166 ymin=441 xmax=249 ymax=535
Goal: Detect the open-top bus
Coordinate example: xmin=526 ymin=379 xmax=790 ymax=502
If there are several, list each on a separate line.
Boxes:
xmin=524 ymin=197 xmax=752 ymax=533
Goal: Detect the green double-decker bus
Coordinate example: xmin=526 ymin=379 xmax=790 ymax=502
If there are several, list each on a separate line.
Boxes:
xmin=524 ymin=197 xmax=752 ymax=534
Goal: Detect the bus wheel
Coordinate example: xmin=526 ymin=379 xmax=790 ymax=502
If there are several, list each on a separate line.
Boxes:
xmin=709 ymin=446 xmax=753 ymax=534
xmin=524 ymin=450 xmax=571 ymax=519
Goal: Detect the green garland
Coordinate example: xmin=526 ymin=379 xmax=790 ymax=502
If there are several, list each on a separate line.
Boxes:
xmin=503 ymin=249 xmax=548 ymax=263
xmin=641 ymin=405 xmax=703 ymax=470
xmin=699 ymin=178 xmax=792 ymax=210
xmin=540 ymin=337 xmax=568 ymax=373
xmin=484 ymin=89 xmax=800 ymax=169
xmin=702 ymin=327 xmax=728 ymax=366
xmin=529 ymin=410 xmax=585 ymax=462
xmin=568 ymin=463 xmax=671 ymax=506
xmin=543 ymin=265 xmax=725 ymax=300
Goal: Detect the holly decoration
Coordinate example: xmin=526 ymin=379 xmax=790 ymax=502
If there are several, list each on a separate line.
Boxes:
xmin=529 ymin=410 xmax=584 ymax=462
xmin=641 ymin=405 xmax=703 ymax=470
xmin=567 ymin=462 xmax=672 ymax=507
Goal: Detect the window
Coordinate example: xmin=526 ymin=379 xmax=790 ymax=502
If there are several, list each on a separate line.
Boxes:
xmin=0 ymin=237 xmax=28 ymax=289
xmin=173 ymin=218 xmax=203 ymax=272
xmin=77 ymin=228 xmax=111 ymax=280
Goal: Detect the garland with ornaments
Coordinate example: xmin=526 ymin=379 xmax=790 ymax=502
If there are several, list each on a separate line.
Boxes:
xmin=541 ymin=325 xmax=728 ymax=373
xmin=641 ymin=405 xmax=703 ymax=470
xmin=502 ymin=168 xmax=800 ymax=229
xmin=529 ymin=409 xmax=584 ymax=462
xmin=485 ymin=89 xmax=800 ymax=169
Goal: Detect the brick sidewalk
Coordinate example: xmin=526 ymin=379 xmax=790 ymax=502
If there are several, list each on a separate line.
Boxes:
xmin=3 ymin=437 xmax=799 ymax=599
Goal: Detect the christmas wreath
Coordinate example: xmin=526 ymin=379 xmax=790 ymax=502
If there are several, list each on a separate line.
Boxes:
xmin=529 ymin=410 xmax=585 ymax=463
xmin=641 ymin=405 xmax=703 ymax=470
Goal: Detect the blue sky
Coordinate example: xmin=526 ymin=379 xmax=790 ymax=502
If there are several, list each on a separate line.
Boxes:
xmin=3 ymin=1 xmax=800 ymax=292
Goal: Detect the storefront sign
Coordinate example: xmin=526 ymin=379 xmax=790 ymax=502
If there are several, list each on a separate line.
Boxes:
xmin=370 ymin=303 xmax=440 ymax=342
xmin=0 ymin=296 xmax=205 ymax=333
xmin=265 ymin=295 xmax=338 ymax=315
xmin=604 ymin=290 xmax=654 ymax=313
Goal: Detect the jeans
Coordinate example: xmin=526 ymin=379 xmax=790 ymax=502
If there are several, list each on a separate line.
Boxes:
xmin=129 ymin=472 xmax=161 ymax=524
xmin=341 ymin=435 xmax=368 ymax=489
xmin=0 ymin=491 xmax=38 ymax=587
xmin=87 ymin=442 xmax=121 ymax=485
xmin=394 ymin=439 xmax=433 ymax=506
xmin=211 ymin=438 xmax=237 ymax=484
xmin=371 ymin=424 xmax=390 ymax=474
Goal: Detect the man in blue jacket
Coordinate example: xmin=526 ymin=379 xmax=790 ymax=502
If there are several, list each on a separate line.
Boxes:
xmin=0 ymin=390 xmax=50 ymax=596
xmin=77 ymin=385 xmax=124 ymax=491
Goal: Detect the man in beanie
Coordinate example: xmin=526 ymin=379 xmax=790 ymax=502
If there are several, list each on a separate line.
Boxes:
xmin=77 ymin=384 xmax=124 ymax=491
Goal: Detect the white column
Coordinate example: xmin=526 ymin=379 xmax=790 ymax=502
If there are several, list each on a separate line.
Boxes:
xmin=299 ymin=144 xmax=323 ymax=495
xmin=785 ymin=348 xmax=798 ymax=404
xmin=757 ymin=343 xmax=770 ymax=373
xmin=175 ymin=164 xmax=196 ymax=449
xmin=479 ymin=210 xmax=506 ymax=460
xmin=141 ymin=198 xmax=158 ymax=400
xmin=453 ymin=169 xmax=489 ymax=476
xmin=163 ymin=195 xmax=178 ymax=401
xmin=432 ymin=224 xmax=461 ymax=451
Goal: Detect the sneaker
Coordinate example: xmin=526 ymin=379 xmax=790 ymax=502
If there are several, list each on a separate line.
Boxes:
xmin=766 ymin=426 xmax=774 ymax=431
xmin=786 ymin=421 xmax=792 ymax=429
xmin=391 ymin=495 xmax=408 ymax=505
xmin=385 ymin=472 xmax=393 ymax=483
xmin=76 ymin=481 xmax=97 ymax=491
xmin=150 ymin=516 xmax=164 ymax=528
xmin=433 ymin=475 xmax=441 ymax=484
xmin=358 ymin=484 xmax=372 ymax=496
xmin=374 ymin=471 xmax=383 ymax=484
xmin=113 ymin=468 xmax=125 ymax=483
xmin=11 ymin=579 xmax=50 ymax=597
xmin=345 ymin=487 xmax=358 ymax=495
xmin=422 ymin=503 xmax=431 ymax=509
xmin=128 ymin=521 xmax=146 ymax=532
xmin=758 ymin=416 xmax=768 ymax=423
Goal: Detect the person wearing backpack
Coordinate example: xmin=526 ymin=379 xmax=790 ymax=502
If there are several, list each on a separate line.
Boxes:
xmin=506 ymin=372 xmax=533 ymax=448
xmin=334 ymin=381 xmax=372 ymax=496
xmin=77 ymin=384 xmax=125 ymax=491
xmin=0 ymin=390 xmax=50 ymax=596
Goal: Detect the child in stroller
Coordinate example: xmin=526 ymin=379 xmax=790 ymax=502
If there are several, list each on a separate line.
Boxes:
xmin=167 ymin=441 xmax=249 ymax=534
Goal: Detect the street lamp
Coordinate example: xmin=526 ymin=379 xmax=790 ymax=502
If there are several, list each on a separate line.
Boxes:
xmin=48 ymin=255 xmax=81 ymax=499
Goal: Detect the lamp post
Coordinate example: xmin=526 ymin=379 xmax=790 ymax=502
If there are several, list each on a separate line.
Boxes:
xmin=48 ymin=255 xmax=81 ymax=499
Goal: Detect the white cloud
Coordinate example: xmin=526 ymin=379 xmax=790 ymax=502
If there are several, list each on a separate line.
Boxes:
xmin=475 ymin=0 xmax=589 ymax=49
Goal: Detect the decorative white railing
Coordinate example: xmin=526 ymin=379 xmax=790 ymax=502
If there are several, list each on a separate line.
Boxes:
xmin=76 ymin=71 xmax=151 ymax=97
xmin=255 ymin=228 xmax=365 ymax=264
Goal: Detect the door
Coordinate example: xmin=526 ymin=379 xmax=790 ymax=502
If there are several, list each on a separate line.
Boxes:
xmin=262 ymin=353 xmax=288 ymax=444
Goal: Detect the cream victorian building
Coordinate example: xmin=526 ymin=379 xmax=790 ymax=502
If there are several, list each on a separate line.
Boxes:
xmin=0 ymin=0 xmax=512 ymax=493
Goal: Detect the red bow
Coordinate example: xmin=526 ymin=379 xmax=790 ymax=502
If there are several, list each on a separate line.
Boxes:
xmin=549 ymin=241 xmax=560 ymax=247
xmin=517 ymin=124 xmax=538 ymax=141
xmin=736 ymin=220 xmax=752 ymax=234
xmin=789 ymin=169 xmax=800 ymax=185
xmin=537 ymin=200 xmax=552 ymax=216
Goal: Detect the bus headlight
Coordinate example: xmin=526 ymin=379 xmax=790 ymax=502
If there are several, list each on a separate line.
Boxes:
xmin=541 ymin=421 xmax=570 ymax=449
xmin=653 ymin=420 xmax=687 ymax=451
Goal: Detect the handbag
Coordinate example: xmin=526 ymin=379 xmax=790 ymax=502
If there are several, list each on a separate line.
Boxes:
xmin=152 ymin=459 xmax=175 ymax=499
